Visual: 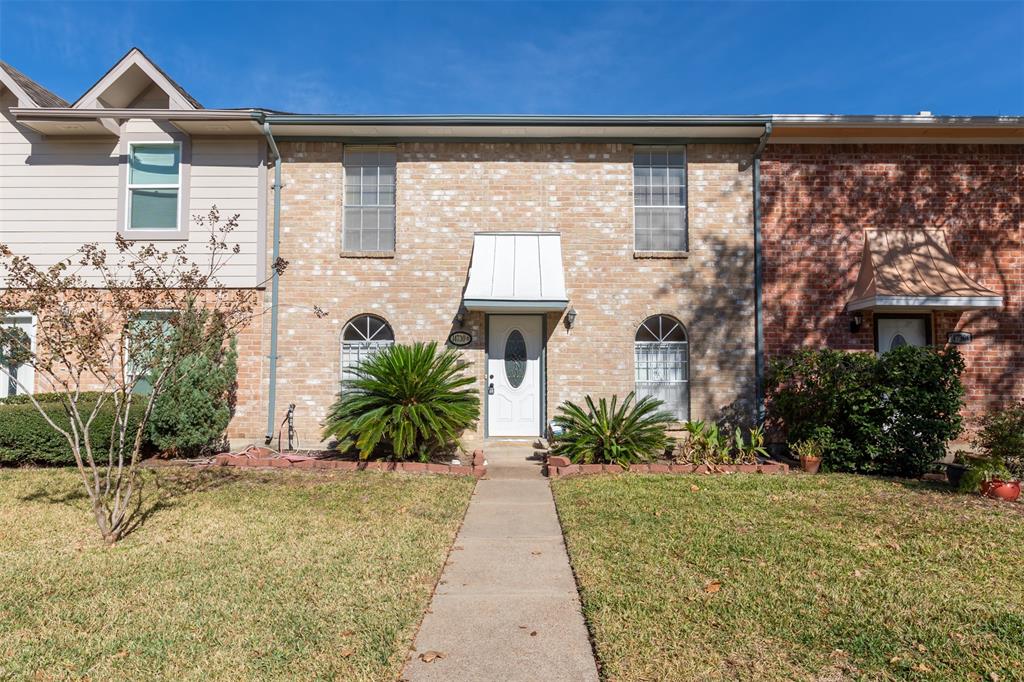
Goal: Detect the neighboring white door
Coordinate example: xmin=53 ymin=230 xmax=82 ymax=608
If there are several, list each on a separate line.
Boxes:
xmin=877 ymin=317 xmax=928 ymax=353
xmin=1 ymin=315 xmax=34 ymax=399
xmin=487 ymin=315 xmax=543 ymax=437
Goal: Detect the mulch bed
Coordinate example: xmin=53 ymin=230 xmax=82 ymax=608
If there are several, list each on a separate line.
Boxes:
xmin=210 ymin=446 xmax=486 ymax=478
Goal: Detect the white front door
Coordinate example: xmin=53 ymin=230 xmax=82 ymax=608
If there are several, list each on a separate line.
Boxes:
xmin=1 ymin=315 xmax=34 ymax=399
xmin=487 ymin=315 xmax=543 ymax=437
xmin=876 ymin=317 xmax=929 ymax=353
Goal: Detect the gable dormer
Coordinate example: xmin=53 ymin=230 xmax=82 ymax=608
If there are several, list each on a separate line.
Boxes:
xmin=72 ymin=48 xmax=202 ymax=111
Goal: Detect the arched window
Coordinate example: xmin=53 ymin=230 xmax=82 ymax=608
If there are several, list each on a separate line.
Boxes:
xmin=341 ymin=314 xmax=394 ymax=386
xmin=634 ymin=314 xmax=689 ymax=421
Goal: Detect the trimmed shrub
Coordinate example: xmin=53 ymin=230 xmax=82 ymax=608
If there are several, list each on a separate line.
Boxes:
xmin=551 ymin=392 xmax=675 ymax=467
xmin=0 ymin=394 xmax=146 ymax=466
xmin=767 ymin=345 xmax=964 ymax=477
xmin=147 ymin=339 xmax=238 ymax=458
xmin=323 ymin=341 xmax=480 ymax=461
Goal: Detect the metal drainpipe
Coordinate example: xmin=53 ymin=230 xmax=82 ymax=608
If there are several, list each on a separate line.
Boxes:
xmin=262 ymin=121 xmax=282 ymax=444
xmin=752 ymin=122 xmax=772 ymax=424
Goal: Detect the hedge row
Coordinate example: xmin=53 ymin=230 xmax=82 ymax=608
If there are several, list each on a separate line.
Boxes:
xmin=0 ymin=393 xmax=147 ymax=466
xmin=767 ymin=345 xmax=965 ymax=477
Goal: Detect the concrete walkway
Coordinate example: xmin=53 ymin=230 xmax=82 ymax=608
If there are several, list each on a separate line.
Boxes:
xmin=401 ymin=444 xmax=599 ymax=682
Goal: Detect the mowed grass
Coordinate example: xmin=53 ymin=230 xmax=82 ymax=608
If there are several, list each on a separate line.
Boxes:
xmin=552 ymin=474 xmax=1024 ymax=681
xmin=0 ymin=467 xmax=475 ymax=681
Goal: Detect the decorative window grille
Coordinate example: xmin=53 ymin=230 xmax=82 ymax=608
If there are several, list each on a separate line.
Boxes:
xmin=341 ymin=314 xmax=395 ymax=387
xmin=634 ymin=314 xmax=689 ymax=420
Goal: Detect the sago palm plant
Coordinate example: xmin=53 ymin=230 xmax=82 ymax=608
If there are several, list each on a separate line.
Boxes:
xmin=322 ymin=341 xmax=480 ymax=461
xmin=551 ymin=392 xmax=675 ymax=467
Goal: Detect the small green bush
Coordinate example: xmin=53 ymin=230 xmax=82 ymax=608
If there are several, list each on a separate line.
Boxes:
xmin=674 ymin=421 xmax=768 ymax=465
xmin=147 ymin=339 xmax=238 ymax=457
xmin=767 ymin=345 xmax=965 ymax=477
xmin=974 ymin=400 xmax=1024 ymax=480
xmin=323 ymin=341 xmax=480 ymax=461
xmin=551 ymin=392 xmax=674 ymax=467
xmin=0 ymin=396 xmax=146 ymax=466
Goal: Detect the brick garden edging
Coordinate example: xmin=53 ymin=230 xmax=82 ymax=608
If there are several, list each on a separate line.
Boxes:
xmin=546 ymin=455 xmax=789 ymax=478
xmin=212 ymin=447 xmax=486 ymax=478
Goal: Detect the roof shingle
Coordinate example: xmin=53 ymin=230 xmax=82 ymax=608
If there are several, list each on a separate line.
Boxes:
xmin=0 ymin=61 xmax=68 ymax=108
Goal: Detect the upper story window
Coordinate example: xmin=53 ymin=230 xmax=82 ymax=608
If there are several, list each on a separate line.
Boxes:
xmin=634 ymin=146 xmax=687 ymax=252
xmin=127 ymin=143 xmax=181 ymax=231
xmin=344 ymin=147 xmax=396 ymax=252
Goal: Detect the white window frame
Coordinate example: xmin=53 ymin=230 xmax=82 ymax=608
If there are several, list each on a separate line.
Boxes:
xmin=633 ymin=145 xmax=688 ymax=253
xmin=124 ymin=141 xmax=183 ymax=233
xmin=340 ymin=314 xmax=395 ymax=387
xmin=1 ymin=313 xmax=36 ymax=399
xmin=634 ymin=314 xmax=690 ymax=421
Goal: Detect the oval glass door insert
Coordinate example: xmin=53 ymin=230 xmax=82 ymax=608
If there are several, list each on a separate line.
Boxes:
xmin=505 ymin=330 xmax=527 ymax=388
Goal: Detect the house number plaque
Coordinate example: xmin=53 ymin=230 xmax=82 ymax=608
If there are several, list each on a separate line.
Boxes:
xmin=448 ymin=331 xmax=473 ymax=347
xmin=947 ymin=331 xmax=972 ymax=345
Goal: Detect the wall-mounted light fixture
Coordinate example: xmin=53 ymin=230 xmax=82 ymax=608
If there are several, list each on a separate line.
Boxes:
xmin=454 ymin=306 xmax=466 ymax=328
xmin=564 ymin=307 xmax=578 ymax=330
xmin=850 ymin=312 xmax=864 ymax=333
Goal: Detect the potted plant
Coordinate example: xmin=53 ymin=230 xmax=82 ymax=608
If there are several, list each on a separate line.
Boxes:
xmin=791 ymin=437 xmax=823 ymax=474
xmin=958 ymin=457 xmax=1020 ymax=502
xmin=962 ymin=401 xmax=1024 ymax=502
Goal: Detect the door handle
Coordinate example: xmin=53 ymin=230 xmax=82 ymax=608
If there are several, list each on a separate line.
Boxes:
xmin=488 ymin=383 xmax=495 ymax=395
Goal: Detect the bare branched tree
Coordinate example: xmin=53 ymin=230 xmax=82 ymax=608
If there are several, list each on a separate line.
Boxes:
xmin=0 ymin=208 xmax=286 ymax=543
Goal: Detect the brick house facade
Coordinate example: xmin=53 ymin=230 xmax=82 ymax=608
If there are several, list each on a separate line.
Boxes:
xmin=263 ymin=141 xmax=757 ymax=448
xmin=3 ymin=51 xmax=1022 ymax=453
xmin=761 ymin=140 xmax=1023 ymax=423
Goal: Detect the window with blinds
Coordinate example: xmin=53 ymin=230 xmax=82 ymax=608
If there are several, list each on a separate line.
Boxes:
xmin=127 ymin=143 xmax=181 ymax=230
xmin=634 ymin=146 xmax=687 ymax=251
xmin=343 ymin=147 xmax=396 ymax=252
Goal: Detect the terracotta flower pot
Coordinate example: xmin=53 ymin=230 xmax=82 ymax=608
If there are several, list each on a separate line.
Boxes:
xmin=980 ymin=479 xmax=1021 ymax=502
xmin=800 ymin=456 xmax=822 ymax=474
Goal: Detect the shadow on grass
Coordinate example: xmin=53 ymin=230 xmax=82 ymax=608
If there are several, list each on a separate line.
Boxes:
xmin=17 ymin=466 xmax=244 ymax=539
xmin=883 ymin=476 xmax=1024 ymax=515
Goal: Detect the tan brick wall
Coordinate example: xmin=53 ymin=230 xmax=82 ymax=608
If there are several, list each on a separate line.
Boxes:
xmin=241 ymin=141 xmax=756 ymax=448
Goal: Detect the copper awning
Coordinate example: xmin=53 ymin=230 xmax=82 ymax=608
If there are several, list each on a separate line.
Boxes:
xmin=847 ymin=229 xmax=1003 ymax=311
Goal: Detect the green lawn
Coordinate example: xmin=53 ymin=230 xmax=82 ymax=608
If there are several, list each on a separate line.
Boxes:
xmin=552 ymin=473 xmax=1024 ymax=681
xmin=0 ymin=467 xmax=474 ymax=682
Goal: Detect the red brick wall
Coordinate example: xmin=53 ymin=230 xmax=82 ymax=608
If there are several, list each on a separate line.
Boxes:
xmin=760 ymin=143 xmax=1024 ymax=420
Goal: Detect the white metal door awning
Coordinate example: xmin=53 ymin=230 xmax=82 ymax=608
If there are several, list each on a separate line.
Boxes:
xmin=463 ymin=232 xmax=569 ymax=313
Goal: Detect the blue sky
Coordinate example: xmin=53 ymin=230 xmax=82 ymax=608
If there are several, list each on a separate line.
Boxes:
xmin=0 ymin=1 xmax=1021 ymax=115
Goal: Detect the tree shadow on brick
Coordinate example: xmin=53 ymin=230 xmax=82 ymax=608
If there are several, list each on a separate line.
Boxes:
xmin=760 ymin=144 xmax=1023 ymax=420
xmin=651 ymin=232 xmax=757 ymax=425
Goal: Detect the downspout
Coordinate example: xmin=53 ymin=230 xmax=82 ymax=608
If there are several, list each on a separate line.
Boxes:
xmin=752 ymin=122 xmax=772 ymax=424
xmin=262 ymin=121 xmax=282 ymax=444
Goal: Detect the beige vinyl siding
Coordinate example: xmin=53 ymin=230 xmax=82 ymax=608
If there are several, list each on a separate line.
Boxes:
xmin=0 ymin=94 xmax=263 ymax=288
